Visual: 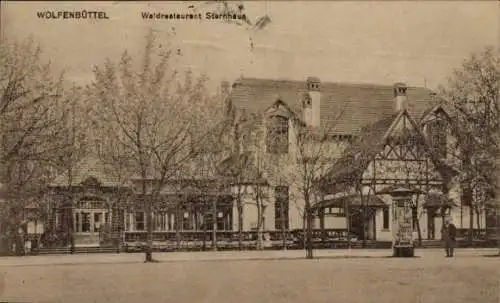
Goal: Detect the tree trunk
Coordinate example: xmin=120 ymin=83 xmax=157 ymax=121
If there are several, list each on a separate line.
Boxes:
xmin=281 ymin=198 xmax=287 ymax=251
xmin=497 ymin=198 xmax=500 ymax=254
xmin=319 ymin=208 xmax=325 ymax=242
xmin=175 ymin=203 xmax=181 ymax=251
xmin=256 ymin=200 xmax=263 ymax=250
xmin=469 ymin=203 xmax=474 ymax=244
xmin=212 ymin=198 xmax=217 ymax=251
xmin=302 ymin=211 xmax=307 ymax=249
xmin=203 ymin=213 xmax=207 ymax=251
xmin=145 ymin=197 xmax=154 ymax=262
xmin=496 ymin=147 xmax=500 ymax=254
xmin=304 ymin=196 xmax=313 ymax=259
xmin=305 ymin=206 xmax=313 ymax=259
xmin=361 ymin=208 xmax=366 ymax=248
xmin=67 ymin=201 xmax=75 ymax=254
xmin=415 ymin=213 xmax=423 ymax=246
xmin=476 ymin=208 xmax=481 ymax=236
xmin=344 ymin=198 xmax=351 ymax=249
xmin=238 ymin=204 xmax=243 ymax=251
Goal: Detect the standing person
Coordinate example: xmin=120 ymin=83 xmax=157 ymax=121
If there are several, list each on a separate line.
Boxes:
xmin=441 ymin=220 xmax=449 ymax=256
xmin=441 ymin=219 xmax=457 ymax=257
xmin=447 ymin=219 xmax=457 ymax=257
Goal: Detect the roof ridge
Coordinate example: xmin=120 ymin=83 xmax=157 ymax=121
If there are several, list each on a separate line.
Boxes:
xmin=235 ymin=77 xmax=431 ymax=90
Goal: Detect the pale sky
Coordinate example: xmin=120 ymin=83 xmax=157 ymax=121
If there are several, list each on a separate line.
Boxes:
xmin=2 ymin=1 xmax=498 ymax=90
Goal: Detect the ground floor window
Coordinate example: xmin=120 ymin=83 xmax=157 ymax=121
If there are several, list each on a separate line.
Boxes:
xmin=274 ymin=186 xmax=289 ymax=230
xmin=135 ymin=212 xmax=145 ymax=231
xmin=217 ymin=209 xmax=232 ymax=231
xmin=82 ymin=212 xmax=91 ymax=232
xmin=182 ymin=211 xmax=193 ymax=230
xmin=74 ymin=210 xmax=108 ymax=233
xmin=412 ymin=207 xmax=418 ymax=230
xmin=125 ymin=212 xmax=131 ymax=231
xmin=383 ymin=208 xmax=389 ymax=230
xmin=154 ymin=213 xmax=167 ymax=231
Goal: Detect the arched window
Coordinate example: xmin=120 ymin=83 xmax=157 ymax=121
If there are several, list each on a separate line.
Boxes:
xmin=267 ymin=115 xmax=289 ymax=154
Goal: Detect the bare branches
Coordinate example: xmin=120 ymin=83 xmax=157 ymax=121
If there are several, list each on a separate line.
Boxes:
xmin=0 ymin=39 xmax=87 ymax=252
xmin=88 ymin=29 xmax=225 ymax=259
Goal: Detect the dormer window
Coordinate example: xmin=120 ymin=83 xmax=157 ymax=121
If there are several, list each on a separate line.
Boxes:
xmin=394 ymin=87 xmax=407 ymax=97
xmin=427 ymin=119 xmax=447 ymax=158
xmin=267 ymin=115 xmax=289 ymax=154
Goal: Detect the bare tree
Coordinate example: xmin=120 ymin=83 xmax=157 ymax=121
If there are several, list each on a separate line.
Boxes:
xmin=0 ymin=37 xmax=78 ymax=254
xmin=89 ymin=29 xmax=224 ymax=262
xmin=49 ymin=85 xmax=90 ymax=253
xmin=289 ymin=119 xmax=350 ymax=258
xmin=439 ymin=47 xmax=499 ymax=246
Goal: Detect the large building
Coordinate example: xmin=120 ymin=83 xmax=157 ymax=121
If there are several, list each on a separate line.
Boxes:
xmin=223 ymin=76 xmax=469 ymax=242
xmin=29 ymin=76 xmax=494 ymax=249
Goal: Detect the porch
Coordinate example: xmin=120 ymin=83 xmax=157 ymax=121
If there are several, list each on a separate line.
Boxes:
xmin=312 ymin=193 xmax=387 ymax=241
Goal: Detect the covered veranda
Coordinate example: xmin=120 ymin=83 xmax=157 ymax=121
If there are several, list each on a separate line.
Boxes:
xmin=123 ymin=180 xmax=236 ymax=250
xmin=312 ymin=193 xmax=387 ymax=242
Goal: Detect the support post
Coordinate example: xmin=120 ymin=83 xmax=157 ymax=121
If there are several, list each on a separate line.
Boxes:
xmin=212 ymin=198 xmax=217 ymax=251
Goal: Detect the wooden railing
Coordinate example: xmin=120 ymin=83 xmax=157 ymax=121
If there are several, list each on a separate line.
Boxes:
xmin=456 ymin=228 xmax=498 ymax=240
xmin=123 ymin=229 xmax=352 ymax=243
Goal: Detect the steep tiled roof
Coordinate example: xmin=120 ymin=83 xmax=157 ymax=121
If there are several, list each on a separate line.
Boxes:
xmin=50 ymin=156 xmax=123 ymax=188
xmin=318 ymin=110 xmax=459 ymax=194
xmin=229 ymin=77 xmax=438 ymax=134
xmin=217 ymin=151 xmax=266 ymax=184
xmin=319 ymin=113 xmax=399 ymax=188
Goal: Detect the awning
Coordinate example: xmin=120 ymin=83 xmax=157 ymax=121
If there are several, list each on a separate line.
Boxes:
xmin=313 ymin=194 xmax=387 ymax=210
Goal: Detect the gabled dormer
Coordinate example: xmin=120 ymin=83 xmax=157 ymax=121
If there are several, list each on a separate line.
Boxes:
xmin=264 ymin=99 xmax=294 ymax=155
xmin=419 ymin=104 xmax=453 ymax=160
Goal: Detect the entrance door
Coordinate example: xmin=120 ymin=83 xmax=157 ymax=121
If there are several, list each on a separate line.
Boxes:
xmin=74 ymin=199 xmax=109 ymax=246
xmin=427 ymin=208 xmax=436 ymax=240
xmin=367 ymin=213 xmax=376 ymax=240
xmin=350 ymin=213 xmax=362 ymax=240
xmin=351 ymin=208 xmax=377 ymax=241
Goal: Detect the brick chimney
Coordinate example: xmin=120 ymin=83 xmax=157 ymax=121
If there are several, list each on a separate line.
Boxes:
xmin=220 ymin=81 xmax=230 ymax=95
xmin=305 ymin=77 xmax=321 ymax=127
xmin=393 ymin=82 xmax=408 ymax=112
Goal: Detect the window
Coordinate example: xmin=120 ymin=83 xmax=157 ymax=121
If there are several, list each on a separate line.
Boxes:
xmin=427 ymin=119 xmax=447 ymax=158
xmin=135 ymin=212 xmax=145 ymax=231
xmin=167 ymin=212 xmax=173 ymax=230
xmin=182 ymin=211 xmax=192 ymax=230
xmin=75 ymin=213 xmax=81 ymax=232
xmin=461 ymin=183 xmax=473 ymax=206
xmin=93 ymin=213 xmax=103 ymax=232
xmin=334 ymin=207 xmax=345 ymax=217
xmin=383 ymin=207 xmax=389 ymax=230
xmin=267 ymin=115 xmax=289 ymax=154
xmin=81 ymin=212 xmax=91 ymax=232
xmin=125 ymin=213 xmax=131 ymax=231
xmin=274 ymin=186 xmax=289 ymax=230
xmin=155 ymin=212 xmax=166 ymax=231
xmin=325 ymin=207 xmax=345 ymax=217
xmin=217 ymin=210 xmax=232 ymax=231
xmin=412 ymin=207 xmax=418 ymax=230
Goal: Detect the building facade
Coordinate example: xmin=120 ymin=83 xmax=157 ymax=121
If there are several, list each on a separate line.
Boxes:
xmin=223 ymin=76 xmax=491 ymax=242
xmin=29 ymin=76 xmax=494 ymax=248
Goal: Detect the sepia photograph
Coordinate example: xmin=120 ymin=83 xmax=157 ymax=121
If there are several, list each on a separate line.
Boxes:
xmin=0 ymin=1 xmax=499 ymax=302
